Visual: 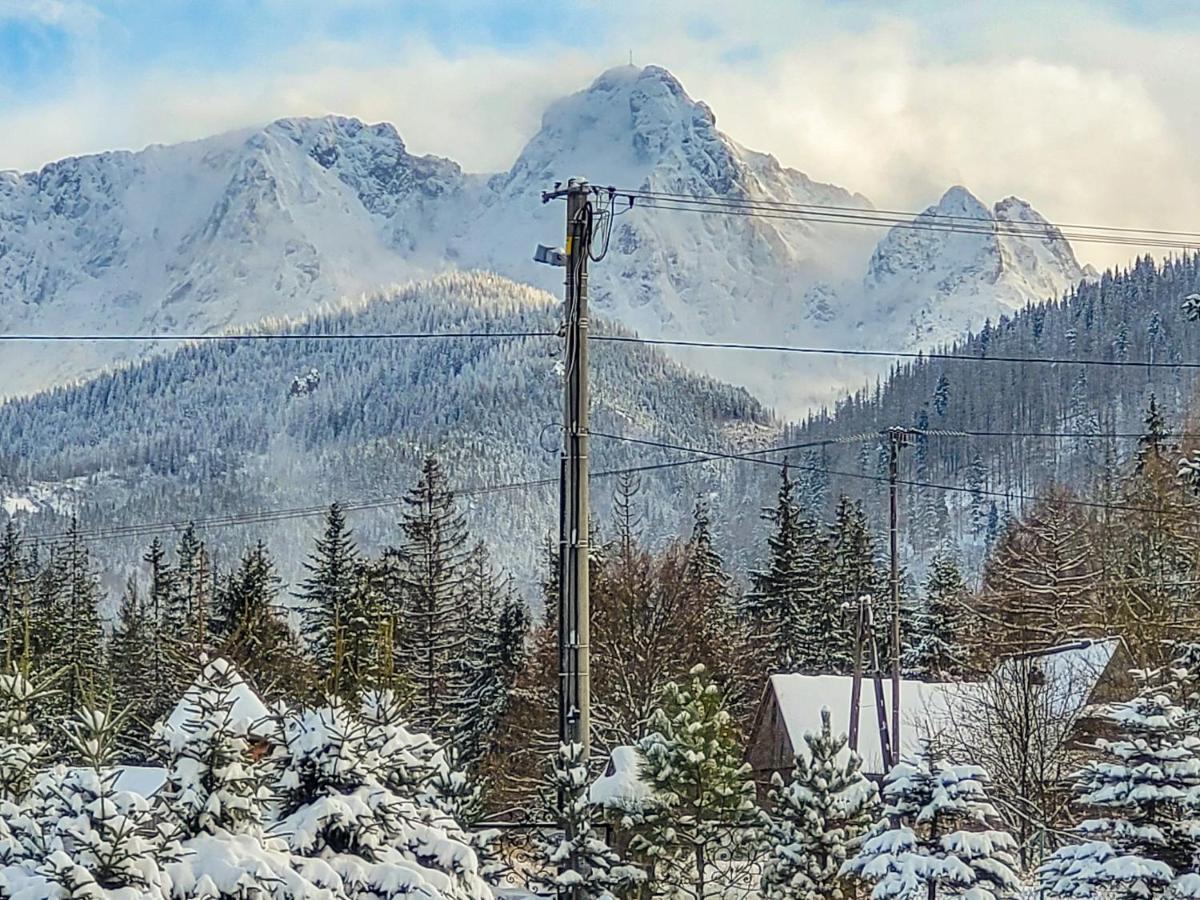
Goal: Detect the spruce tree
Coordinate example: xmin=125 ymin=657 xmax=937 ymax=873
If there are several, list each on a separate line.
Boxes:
xmin=4 ymin=701 xmax=177 ymax=898
xmin=391 ymin=455 xmax=472 ymax=737
xmin=822 ymin=497 xmax=881 ymax=674
xmin=34 ymin=522 xmax=104 ymax=720
xmin=215 ymin=541 xmax=311 ymax=702
xmin=1040 ymin=652 xmax=1200 ymax=899
xmin=267 ymin=698 xmax=492 ymax=900
xmin=744 ymin=462 xmax=826 ymax=672
xmin=762 ymin=708 xmax=878 ymax=900
xmin=535 ymin=741 xmax=643 ymax=900
xmin=170 ymin=524 xmax=214 ymax=670
xmin=154 ymin=657 xmax=332 ymax=898
xmin=455 ymin=545 xmax=529 ymax=767
xmin=904 ymin=547 xmax=970 ymax=678
xmin=1136 ymin=392 xmax=1168 ymax=473
xmin=108 ymin=577 xmax=153 ymax=752
xmin=0 ymin=521 xmax=30 ymax=670
xmin=140 ymin=536 xmax=181 ymax=734
xmin=0 ymin=665 xmax=57 ymax=801
xmin=629 ymin=665 xmax=763 ymax=900
xmin=843 ymin=741 xmax=1020 ymax=900
xmin=966 ymin=453 xmax=988 ymax=538
xmin=297 ymin=502 xmax=364 ymax=695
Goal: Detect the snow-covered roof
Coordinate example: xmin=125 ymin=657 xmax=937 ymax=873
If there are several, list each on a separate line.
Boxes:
xmin=995 ymin=638 xmax=1119 ymax=716
xmin=589 ymin=745 xmax=650 ymax=809
xmin=763 ymin=639 xmax=1122 ymax=775
xmin=767 ymin=674 xmax=973 ymax=774
xmin=164 ymin=657 xmax=274 ymax=739
xmin=111 ymin=765 xmax=167 ymax=798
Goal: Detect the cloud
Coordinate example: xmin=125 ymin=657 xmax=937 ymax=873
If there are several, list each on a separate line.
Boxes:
xmin=1 ymin=1 xmax=1197 ymax=270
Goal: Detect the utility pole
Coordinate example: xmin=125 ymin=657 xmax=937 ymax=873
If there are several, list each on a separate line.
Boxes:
xmin=545 ymin=178 xmax=592 ymax=757
xmin=886 ymin=427 xmax=909 ymax=766
xmin=539 ymin=177 xmax=594 ymax=900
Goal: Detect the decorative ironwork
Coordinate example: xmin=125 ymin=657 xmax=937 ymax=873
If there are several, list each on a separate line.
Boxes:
xmin=473 ymin=822 xmax=769 ymax=899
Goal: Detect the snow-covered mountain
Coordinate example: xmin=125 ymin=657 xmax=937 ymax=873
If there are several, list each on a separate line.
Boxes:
xmin=0 ymin=65 xmax=1088 ymax=412
xmin=854 ymin=186 xmax=1093 ymax=348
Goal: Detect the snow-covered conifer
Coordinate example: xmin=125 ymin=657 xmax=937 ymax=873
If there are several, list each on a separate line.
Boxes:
xmin=269 ymin=698 xmax=492 ymax=900
xmin=156 ymin=656 xmax=335 ymax=899
xmin=1040 ymin=654 xmax=1200 ymax=899
xmin=904 ymin=547 xmax=971 ymax=678
xmin=629 ymin=665 xmax=763 ymax=900
xmin=0 ymin=667 xmax=56 ymax=802
xmin=534 ymin=742 xmax=643 ymax=900
xmin=762 ymin=707 xmax=878 ymax=900
xmin=842 ymin=740 xmax=1020 ymax=900
xmin=2 ymin=704 xmax=177 ymax=898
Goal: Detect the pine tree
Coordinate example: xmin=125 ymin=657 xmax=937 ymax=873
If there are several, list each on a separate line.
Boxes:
xmin=1040 ymin=652 xmax=1200 ymax=899
xmin=904 ymin=547 xmax=971 ymax=678
xmin=535 ymin=742 xmax=643 ymax=900
xmin=762 ymin=708 xmax=879 ymax=900
xmin=843 ymin=741 xmax=1021 ymax=900
xmin=629 ymin=665 xmax=763 ymax=900
xmin=391 ymin=456 xmax=472 ymax=737
xmin=297 ymin=502 xmax=364 ymax=695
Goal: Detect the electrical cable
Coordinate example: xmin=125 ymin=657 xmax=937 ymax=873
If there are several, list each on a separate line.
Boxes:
xmin=590 ymin=333 xmax=1200 ymax=370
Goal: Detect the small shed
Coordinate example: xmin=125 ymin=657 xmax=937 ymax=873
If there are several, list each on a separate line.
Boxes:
xmin=747 ymin=637 xmax=1131 ymax=783
xmin=747 ymin=674 xmax=969 ymax=781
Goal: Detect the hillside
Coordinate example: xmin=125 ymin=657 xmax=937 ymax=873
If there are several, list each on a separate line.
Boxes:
xmin=779 ymin=252 xmax=1200 ymax=575
xmin=0 ymin=271 xmax=772 ymax=599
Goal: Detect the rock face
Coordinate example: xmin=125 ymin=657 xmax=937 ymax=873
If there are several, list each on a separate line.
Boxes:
xmin=0 ymin=66 xmax=1087 ymax=411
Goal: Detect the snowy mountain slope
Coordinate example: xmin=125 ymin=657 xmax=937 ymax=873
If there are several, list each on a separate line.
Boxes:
xmin=0 ymin=65 xmax=1090 ymax=412
xmin=0 ymin=117 xmax=469 ymax=396
xmin=0 ymin=271 xmax=773 ymax=599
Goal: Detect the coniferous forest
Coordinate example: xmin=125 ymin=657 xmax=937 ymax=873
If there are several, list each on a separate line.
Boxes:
xmin=9 ymin=256 xmax=1200 ymax=896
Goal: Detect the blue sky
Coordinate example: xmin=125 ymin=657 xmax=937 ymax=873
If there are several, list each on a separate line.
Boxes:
xmin=1 ymin=0 xmax=1198 ymax=269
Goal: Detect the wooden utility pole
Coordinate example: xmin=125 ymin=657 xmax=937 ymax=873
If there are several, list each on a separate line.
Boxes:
xmin=886 ymin=427 xmax=908 ymax=766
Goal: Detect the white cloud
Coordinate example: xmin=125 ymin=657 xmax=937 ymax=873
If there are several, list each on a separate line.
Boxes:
xmin=2 ymin=3 xmax=1197 ymax=270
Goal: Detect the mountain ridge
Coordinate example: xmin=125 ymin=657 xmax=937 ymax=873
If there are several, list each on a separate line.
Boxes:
xmin=0 ymin=65 xmax=1088 ymax=412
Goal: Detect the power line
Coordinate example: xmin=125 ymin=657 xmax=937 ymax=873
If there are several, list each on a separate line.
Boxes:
xmin=614 ymin=188 xmax=1200 ymax=251
xmin=0 ymin=330 xmax=556 ymax=343
xmin=620 ymin=188 xmax=1200 ymax=241
xmin=29 ymin=436 xmax=834 ymax=543
xmin=591 ymin=334 xmax=1200 ymax=370
xmin=587 ymin=430 xmax=1199 ymax=517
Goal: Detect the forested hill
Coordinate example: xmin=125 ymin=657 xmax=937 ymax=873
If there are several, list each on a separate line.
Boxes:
xmin=781 ymin=253 xmax=1200 ymax=573
xmin=0 ymin=271 xmax=772 ymax=600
